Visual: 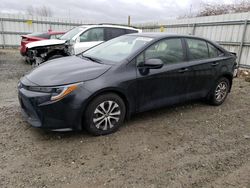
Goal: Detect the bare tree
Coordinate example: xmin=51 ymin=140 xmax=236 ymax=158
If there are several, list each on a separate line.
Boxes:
xmin=179 ymin=0 xmax=250 ymax=18
xmin=26 ymin=5 xmax=35 ymax=16
xmin=37 ymin=5 xmax=53 ymax=17
xmin=26 ymin=5 xmax=53 ymax=17
xmin=196 ymin=0 xmax=250 ymax=17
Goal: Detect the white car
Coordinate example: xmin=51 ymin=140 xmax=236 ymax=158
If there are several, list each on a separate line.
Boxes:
xmin=25 ymin=24 xmax=141 ymax=65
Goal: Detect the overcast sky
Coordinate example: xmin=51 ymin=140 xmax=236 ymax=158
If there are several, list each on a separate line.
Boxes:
xmin=0 ymin=0 xmax=233 ymax=23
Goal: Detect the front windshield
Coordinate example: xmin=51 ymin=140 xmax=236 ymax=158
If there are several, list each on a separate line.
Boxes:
xmin=82 ymin=35 xmax=153 ymax=63
xmin=60 ymin=27 xmax=85 ymax=40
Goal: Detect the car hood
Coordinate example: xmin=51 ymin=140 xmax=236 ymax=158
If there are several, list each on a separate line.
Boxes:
xmin=24 ymin=56 xmax=111 ymax=86
xmin=26 ymin=39 xmax=66 ymax=49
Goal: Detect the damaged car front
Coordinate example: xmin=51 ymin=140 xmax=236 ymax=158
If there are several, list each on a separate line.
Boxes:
xmin=26 ymin=27 xmax=86 ymax=66
xmin=25 ymin=25 xmax=141 ymax=66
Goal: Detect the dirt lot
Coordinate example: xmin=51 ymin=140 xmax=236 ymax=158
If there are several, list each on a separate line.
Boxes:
xmin=0 ymin=49 xmax=250 ymax=188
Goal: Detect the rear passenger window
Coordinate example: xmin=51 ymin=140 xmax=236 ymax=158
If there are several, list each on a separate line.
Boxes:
xmin=125 ymin=29 xmax=138 ymax=34
xmin=186 ymin=38 xmax=209 ymax=60
xmin=208 ymin=43 xmax=223 ymax=58
xmin=143 ymin=38 xmax=184 ymax=64
xmin=105 ymin=28 xmax=126 ymax=40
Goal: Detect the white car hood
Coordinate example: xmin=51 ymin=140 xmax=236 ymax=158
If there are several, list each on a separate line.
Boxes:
xmin=26 ymin=39 xmax=66 ymax=49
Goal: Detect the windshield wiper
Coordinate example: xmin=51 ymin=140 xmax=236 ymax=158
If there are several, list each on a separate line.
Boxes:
xmin=81 ymin=55 xmax=102 ymax=64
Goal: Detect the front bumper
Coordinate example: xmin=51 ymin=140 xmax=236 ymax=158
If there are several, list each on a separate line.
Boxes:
xmin=19 ymin=92 xmax=42 ymax=127
xmin=18 ymin=83 xmax=90 ymax=131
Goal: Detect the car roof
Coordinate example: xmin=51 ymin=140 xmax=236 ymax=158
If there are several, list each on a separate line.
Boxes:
xmin=127 ymin=32 xmax=201 ymax=39
xmin=78 ymin=24 xmax=140 ymax=31
xmin=124 ymin=32 xmax=227 ymax=59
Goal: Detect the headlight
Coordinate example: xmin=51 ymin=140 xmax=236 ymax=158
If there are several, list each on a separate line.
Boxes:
xmin=28 ymin=83 xmax=81 ymax=101
xmin=51 ymin=84 xmax=78 ymax=101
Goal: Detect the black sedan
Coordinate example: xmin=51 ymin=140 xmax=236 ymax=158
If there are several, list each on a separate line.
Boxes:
xmin=18 ymin=33 xmax=237 ymax=135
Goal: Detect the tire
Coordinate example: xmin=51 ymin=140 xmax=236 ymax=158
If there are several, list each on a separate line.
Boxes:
xmin=208 ymin=77 xmax=230 ymax=106
xmin=83 ymin=93 xmax=126 ymax=136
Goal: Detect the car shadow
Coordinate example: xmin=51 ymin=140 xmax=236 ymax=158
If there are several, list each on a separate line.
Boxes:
xmin=32 ymin=99 xmax=208 ymax=140
xmin=127 ymin=99 xmax=207 ymax=124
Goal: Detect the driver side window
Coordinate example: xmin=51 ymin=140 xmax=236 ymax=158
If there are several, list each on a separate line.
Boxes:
xmin=79 ymin=28 xmax=104 ymax=42
xmin=136 ymin=38 xmax=184 ymax=65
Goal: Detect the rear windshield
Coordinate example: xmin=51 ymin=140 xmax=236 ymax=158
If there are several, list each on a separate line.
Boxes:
xmin=27 ymin=32 xmax=50 ymax=39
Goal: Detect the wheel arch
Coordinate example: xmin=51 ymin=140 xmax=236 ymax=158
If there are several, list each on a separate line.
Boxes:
xmin=81 ymin=88 xmax=132 ymax=127
xmin=219 ymin=73 xmax=233 ymax=92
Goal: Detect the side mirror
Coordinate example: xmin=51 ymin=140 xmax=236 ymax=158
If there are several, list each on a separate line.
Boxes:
xmin=143 ymin=59 xmax=163 ymax=69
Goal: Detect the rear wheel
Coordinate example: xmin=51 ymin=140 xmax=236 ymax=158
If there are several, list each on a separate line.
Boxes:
xmin=84 ymin=93 xmax=126 ymax=136
xmin=208 ymin=77 xmax=230 ymax=105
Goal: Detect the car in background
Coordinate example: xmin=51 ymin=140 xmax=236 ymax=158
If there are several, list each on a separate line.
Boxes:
xmin=20 ymin=31 xmax=65 ymax=56
xmin=18 ymin=33 xmax=237 ymax=135
xmin=25 ymin=24 xmax=141 ymax=66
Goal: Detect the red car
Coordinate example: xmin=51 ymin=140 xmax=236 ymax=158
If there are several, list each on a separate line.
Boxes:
xmin=20 ymin=31 xmax=65 ymax=56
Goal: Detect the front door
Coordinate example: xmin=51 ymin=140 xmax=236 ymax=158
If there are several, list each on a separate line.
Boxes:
xmin=136 ymin=38 xmax=193 ymax=112
xmin=74 ymin=28 xmax=104 ymax=54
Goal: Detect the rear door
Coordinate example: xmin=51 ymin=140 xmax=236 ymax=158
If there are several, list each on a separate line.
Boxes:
xmin=184 ymin=38 xmax=222 ymax=98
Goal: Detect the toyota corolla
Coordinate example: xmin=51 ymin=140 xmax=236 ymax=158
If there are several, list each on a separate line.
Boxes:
xmin=18 ymin=33 xmax=237 ymax=135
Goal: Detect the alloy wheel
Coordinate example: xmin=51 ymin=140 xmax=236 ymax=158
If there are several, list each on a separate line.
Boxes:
xmin=93 ymin=101 xmax=121 ymax=130
xmin=215 ymin=81 xmax=228 ymax=102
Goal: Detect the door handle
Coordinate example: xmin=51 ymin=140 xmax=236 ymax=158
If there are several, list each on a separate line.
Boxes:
xmin=211 ymin=62 xmax=219 ymax=66
xmin=178 ymin=68 xmax=189 ymax=73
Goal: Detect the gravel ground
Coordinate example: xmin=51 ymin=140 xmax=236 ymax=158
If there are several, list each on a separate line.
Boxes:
xmin=0 ymin=49 xmax=250 ymax=188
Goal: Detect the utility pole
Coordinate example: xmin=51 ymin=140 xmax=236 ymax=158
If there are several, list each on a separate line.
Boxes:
xmin=189 ymin=4 xmax=192 ymax=17
xmin=128 ymin=16 xmax=131 ymax=26
xmin=188 ymin=4 xmax=193 ymax=35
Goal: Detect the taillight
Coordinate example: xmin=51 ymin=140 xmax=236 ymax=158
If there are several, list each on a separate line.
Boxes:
xmin=22 ymin=37 xmax=28 ymax=42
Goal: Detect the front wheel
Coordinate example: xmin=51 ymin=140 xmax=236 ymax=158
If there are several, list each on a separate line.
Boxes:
xmin=83 ymin=93 xmax=126 ymax=136
xmin=208 ymin=77 xmax=230 ymax=105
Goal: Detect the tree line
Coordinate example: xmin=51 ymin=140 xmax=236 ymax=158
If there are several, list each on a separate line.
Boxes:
xmin=180 ymin=0 xmax=250 ymax=18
